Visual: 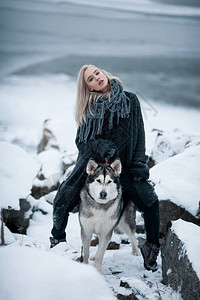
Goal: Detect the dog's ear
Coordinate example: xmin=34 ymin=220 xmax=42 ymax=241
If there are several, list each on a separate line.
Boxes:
xmin=86 ymin=159 xmax=98 ymax=175
xmin=110 ymin=158 xmax=122 ymax=176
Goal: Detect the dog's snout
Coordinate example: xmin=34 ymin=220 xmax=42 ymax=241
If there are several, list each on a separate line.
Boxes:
xmin=100 ymin=191 xmax=107 ymax=199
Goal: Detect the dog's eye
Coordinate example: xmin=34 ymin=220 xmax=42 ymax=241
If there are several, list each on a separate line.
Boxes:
xmin=96 ymin=179 xmax=101 ymax=184
xmin=107 ymin=180 xmax=112 ymax=184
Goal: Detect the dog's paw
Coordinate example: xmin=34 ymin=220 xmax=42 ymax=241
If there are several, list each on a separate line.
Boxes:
xmin=132 ymin=249 xmax=141 ymax=256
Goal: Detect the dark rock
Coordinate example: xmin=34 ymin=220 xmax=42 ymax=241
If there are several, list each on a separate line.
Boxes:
xmin=107 ymin=241 xmax=120 ymax=250
xmin=160 ymin=200 xmax=200 ymax=236
xmin=90 ymin=236 xmax=120 ymax=250
xmin=117 ymin=294 xmax=138 ymax=300
xmin=90 ymin=236 xmax=99 ymax=247
xmin=117 ymin=280 xmax=144 ymax=300
xmin=37 ymin=120 xmax=59 ymax=154
xmin=63 ymin=161 xmax=76 ymax=172
xmin=161 ymin=226 xmax=200 ymax=300
xmin=31 ymin=183 xmax=59 ymax=199
xmin=147 ymin=157 xmax=155 ymax=169
xmin=196 ymin=201 xmax=200 ymax=219
xmin=120 ymin=280 xmax=131 ymax=289
xmin=2 ymin=199 xmax=31 ymax=234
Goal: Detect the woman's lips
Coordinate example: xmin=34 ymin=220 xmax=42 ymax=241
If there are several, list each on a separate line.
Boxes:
xmin=99 ymin=80 xmax=104 ymax=85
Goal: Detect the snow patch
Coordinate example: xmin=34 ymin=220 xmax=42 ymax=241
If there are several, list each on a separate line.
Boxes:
xmin=0 ymin=142 xmax=39 ymax=210
xmin=0 ymin=246 xmax=115 ymax=300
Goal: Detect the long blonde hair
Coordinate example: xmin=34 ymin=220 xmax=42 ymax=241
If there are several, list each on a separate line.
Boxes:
xmin=74 ymin=64 xmax=121 ymax=126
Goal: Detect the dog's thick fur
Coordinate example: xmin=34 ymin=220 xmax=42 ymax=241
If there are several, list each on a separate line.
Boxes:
xmin=79 ymin=158 xmax=140 ymax=273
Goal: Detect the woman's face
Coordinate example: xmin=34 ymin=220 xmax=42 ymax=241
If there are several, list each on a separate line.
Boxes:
xmin=84 ymin=66 xmax=109 ymax=93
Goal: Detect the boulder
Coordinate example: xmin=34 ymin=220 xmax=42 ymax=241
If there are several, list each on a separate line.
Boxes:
xmin=149 ymin=128 xmax=194 ymax=165
xmin=37 ymin=118 xmax=77 ymax=163
xmin=159 ymin=199 xmax=200 ymax=236
xmin=0 ymin=142 xmax=39 ymax=236
xmin=35 ymin=119 xmax=77 ymax=198
xmin=161 ymin=219 xmax=200 ymax=300
xmin=2 ymin=199 xmax=31 ymax=234
xmin=32 ymin=149 xmax=64 ymax=199
xmin=37 ymin=119 xmax=60 ymax=154
xmin=150 ymin=142 xmax=200 ymax=235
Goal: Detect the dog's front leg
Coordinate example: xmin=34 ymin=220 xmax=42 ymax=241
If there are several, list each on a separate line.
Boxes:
xmin=81 ymin=227 xmax=92 ymax=264
xmin=94 ymin=231 xmax=112 ymax=273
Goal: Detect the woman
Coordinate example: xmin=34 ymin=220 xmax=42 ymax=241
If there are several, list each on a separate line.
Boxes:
xmin=50 ymin=65 xmax=160 ymax=272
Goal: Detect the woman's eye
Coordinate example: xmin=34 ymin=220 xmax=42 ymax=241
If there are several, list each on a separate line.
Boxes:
xmin=96 ymin=71 xmax=100 ymax=75
xmin=89 ymin=77 xmax=93 ymax=82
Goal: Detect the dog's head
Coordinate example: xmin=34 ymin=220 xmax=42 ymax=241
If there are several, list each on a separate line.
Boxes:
xmin=86 ymin=158 xmax=122 ymax=204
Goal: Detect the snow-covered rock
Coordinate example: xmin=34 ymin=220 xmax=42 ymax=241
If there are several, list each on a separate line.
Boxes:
xmin=149 ymin=129 xmax=198 ymax=164
xmin=37 ymin=118 xmax=77 ymax=167
xmin=161 ymin=219 xmax=200 ymax=300
xmin=34 ymin=119 xmax=77 ymax=198
xmin=36 ymin=148 xmax=63 ymax=179
xmin=0 ymin=246 xmax=115 ymax=300
xmin=37 ymin=118 xmax=68 ymax=153
xmin=150 ymin=142 xmax=200 ymax=233
xmin=0 ymin=141 xmax=39 ymax=210
xmin=32 ymin=149 xmax=64 ymax=199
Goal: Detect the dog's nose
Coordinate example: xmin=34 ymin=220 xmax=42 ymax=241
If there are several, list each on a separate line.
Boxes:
xmin=100 ymin=191 xmax=107 ymax=199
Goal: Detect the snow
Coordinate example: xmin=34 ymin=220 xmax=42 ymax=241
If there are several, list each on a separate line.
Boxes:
xmin=25 ymin=211 xmax=184 ymax=300
xmin=0 ymin=246 xmax=115 ymax=300
xmin=0 ymin=73 xmax=199 ymax=299
xmin=37 ymin=149 xmax=63 ymax=178
xmin=0 ymin=142 xmax=39 ymax=210
xmin=171 ymin=219 xmax=200 ymax=280
xmin=150 ymin=142 xmax=200 ymax=216
xmin=0 ymin=75 xmax=77 ymax=155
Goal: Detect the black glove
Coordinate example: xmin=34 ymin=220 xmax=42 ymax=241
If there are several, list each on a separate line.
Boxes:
xmin=129 ymin=161 xmax=149 ymax=181
xmin=96 ymin=140 xmax=118 ymax=162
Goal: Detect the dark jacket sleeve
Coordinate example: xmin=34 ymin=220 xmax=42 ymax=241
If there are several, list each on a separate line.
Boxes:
xmin=75 ymin=127 xmax=118 ymax=163
xmin=129 ymin=96 xmax=149 ymax=181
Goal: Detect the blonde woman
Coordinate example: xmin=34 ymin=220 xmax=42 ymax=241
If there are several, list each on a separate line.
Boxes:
xmin=50 ymin=65 xmax=160 ymax=272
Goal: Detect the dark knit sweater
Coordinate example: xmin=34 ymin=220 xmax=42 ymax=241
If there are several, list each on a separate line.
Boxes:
xmin=52 ymin=92 xmax=158 ymax=230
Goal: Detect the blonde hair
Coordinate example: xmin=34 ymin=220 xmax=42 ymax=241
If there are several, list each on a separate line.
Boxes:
xmin=74 ymin=64 xmax=121 ymax=126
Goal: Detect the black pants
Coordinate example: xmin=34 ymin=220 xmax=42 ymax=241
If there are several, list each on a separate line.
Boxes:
xmin=120 ymin=174 xmax=160 ymax=245
xmin=51 ymin=174 xmax=160 ymax=245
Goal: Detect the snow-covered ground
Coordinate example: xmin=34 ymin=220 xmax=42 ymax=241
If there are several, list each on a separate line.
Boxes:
xmin=0 ymin=208 xmax=183 ymax=300
xmin=0 ymin=242 xmax=116 ymax=300
xmin=1 ymin=73 xmax=200 ymax=299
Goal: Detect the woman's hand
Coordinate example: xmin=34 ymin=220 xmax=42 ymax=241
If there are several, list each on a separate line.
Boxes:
xmin=96 ymin=140 xmax=117 ymax=162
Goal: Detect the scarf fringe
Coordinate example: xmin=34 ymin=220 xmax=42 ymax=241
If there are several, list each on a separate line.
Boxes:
xmin=78 ymin=79 xmax=130 ymax=143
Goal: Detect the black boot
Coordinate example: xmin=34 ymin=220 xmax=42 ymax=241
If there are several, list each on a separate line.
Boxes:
xmin=49 ymin=237 xmax=66 ymax=249
xmin=141 ymin=241 xmax=160 ymax=272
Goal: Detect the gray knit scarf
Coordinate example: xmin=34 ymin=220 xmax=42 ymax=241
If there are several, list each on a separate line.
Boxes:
xmin=78 ymin=78 xmax=130 ymax=143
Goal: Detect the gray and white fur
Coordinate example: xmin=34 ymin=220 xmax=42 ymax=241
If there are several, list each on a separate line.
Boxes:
xmin=79 ymin=158 xmax=140 ymax=273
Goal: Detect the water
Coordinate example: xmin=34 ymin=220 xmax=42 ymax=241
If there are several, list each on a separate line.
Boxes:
xmin=0 ymin=0 xmax=200 ymax=107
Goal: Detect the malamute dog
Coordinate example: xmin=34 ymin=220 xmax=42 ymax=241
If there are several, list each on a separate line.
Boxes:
xmin=79 ymin=158 xmax=140 ymax=273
